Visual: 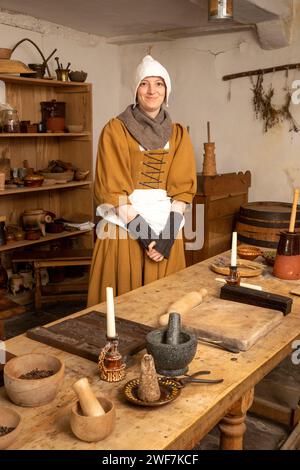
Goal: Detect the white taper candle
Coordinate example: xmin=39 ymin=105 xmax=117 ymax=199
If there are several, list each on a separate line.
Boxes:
xmin=231 ymin=232 xmax=237 ymax=267
xmin=106 ymin=287 xmax=116 ymax=338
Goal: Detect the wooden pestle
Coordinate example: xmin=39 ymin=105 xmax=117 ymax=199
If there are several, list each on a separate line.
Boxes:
xmin=73 ymin=378 xmax=105 ymax=417
xmin=158 ymin=288 xmax=208 ymax=326
xmin=289 ymin=188 xmax=299 ymax=233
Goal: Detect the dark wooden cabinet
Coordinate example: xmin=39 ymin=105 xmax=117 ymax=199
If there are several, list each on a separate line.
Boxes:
xmin=184 ymin=171 xmax=251 ymax=266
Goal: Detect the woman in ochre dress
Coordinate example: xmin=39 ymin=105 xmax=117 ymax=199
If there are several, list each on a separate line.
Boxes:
xmin=87 ymin=55 xmax=197 ymax=306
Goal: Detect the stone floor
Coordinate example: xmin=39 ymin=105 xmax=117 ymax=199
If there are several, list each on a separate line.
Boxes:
xmin=3 ymin=300 xmax=293 ymax=450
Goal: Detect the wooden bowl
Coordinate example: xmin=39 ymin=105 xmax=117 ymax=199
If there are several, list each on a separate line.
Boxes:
xmin=0 ymin=48 xmax=12 ymax=59
xmin=40 ymin=171 xmax=74 ymax=182
xmin=4 ymin=353 xmax=64 ymax=407
xmin=0 ymin=407 xmax=21 ymax=450
xmin=237 ymin=245 xmax=262 ymax=261
xmin=70 ymin=396 xmax=115 ymax=442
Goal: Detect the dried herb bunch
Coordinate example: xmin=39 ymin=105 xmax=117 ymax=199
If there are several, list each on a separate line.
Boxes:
xmin=251 ymin=74 xmax=299 ymax=133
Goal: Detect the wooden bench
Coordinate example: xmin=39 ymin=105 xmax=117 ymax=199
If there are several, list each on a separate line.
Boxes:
xmin=12 ymin=249 xmax=93 ymax=310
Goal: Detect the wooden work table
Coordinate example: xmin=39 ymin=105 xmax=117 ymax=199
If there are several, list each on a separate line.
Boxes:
xmin=1 ymin=253 xmax=300 ymax=450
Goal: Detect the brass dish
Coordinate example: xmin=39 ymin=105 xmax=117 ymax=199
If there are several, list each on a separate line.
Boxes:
xmin=211 ymin=258 xmax=263 ymax=277
xmin=123 ymin=377 xmax=181 ymax=407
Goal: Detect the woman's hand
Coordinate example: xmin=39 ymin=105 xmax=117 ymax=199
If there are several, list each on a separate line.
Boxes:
xmin=147 ymin=241 xmax=164 ymax=262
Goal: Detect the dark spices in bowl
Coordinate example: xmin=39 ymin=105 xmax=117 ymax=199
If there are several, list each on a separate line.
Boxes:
xmin=19 ymin=368 xmax=54 ymax=379
xmin=0 ymin=426 xmax=15 ymax=437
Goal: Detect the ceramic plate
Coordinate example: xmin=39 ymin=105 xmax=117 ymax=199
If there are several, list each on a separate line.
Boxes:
xmin=211 ymin=257 xmax=263 ymax=277
xmin=123 ymin=377 xmax=181 ymax=407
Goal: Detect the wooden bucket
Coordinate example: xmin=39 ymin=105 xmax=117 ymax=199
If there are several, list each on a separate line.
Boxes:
xmin=236 ymin=201 xmax=300 ymax=248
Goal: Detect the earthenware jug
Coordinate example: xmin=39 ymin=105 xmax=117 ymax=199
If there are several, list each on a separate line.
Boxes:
xmin=273 ymin=231 xmax=300 ymax=280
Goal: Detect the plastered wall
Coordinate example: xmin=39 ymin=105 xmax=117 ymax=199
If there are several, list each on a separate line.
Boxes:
xmin=118 ymin=24 xmax=300 ymax=203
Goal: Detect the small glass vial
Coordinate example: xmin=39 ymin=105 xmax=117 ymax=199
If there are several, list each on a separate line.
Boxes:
xmin=3 ymin=109 xmax=20 ymax=133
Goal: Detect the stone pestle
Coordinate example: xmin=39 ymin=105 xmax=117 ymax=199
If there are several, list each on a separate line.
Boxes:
xmin=165 ymin=312 xmax=181 ymax=345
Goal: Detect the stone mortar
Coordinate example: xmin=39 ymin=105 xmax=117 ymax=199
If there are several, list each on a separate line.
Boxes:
xmin=145 ymin=328 xmax=197 ymax=376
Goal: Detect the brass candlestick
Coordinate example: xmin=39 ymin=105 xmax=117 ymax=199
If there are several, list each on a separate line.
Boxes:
xmin=98 ymin=336 xmax=126 ymax=382
xmin=226 ymin=266 xmax=240 ymax=286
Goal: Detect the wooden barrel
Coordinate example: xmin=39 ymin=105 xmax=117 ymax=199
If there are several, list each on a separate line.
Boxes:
xmin=236 ymin=201 xmax=300 ymax=248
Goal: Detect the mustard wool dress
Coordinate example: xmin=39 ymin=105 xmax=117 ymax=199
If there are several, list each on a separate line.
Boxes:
xmin=87 ymin=118 xmax=197 ymax=306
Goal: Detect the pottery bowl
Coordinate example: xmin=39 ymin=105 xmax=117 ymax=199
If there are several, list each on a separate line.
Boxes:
xmin=262 ymin=250 xmax=277 ymax=266
xmin=67 ymin=124 xmax=83 ymax=133
xmin=68 ymin=71 xmax=88 ymax=83
xmin=70 ymin=396 xmax=115 ymax=442
xmin=24 ymin=174 xmax=44 ymax=187
xmin=74 ymin=169 xmax=90 ymax=181
xmin=237 ymin=245 xmax=262 ymax=261
xmin=0 ymin=406 xmax=21 ymax=450
xmin=4 ymin=353 xmax=64 ymax=407
xmin=146 ymin=329 xmax=197 ymax=377
xmin=28 ymin=63 xmax=46 ymax=79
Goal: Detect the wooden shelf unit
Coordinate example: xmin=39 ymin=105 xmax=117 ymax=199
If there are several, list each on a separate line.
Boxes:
xmin=0 ymin=132 xmax=90 ymax=138
xmin=0 ymin=230 xmax=91 ymax=252
xmin=0 ymin=75 xmax=94 ymax=252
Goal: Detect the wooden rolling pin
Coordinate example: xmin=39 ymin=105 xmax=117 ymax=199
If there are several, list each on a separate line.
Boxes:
xmin=158 ymin=289 xmax=208 ymax=326
xmin=73 ymin=377 xmax=105 ymax=417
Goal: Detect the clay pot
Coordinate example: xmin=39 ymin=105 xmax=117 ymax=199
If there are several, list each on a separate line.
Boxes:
xmin=46 ymin=117 xmax=65 ymax=133
xmin=9 ymin=274 xmax=24 ymax=296
xmin=28 ymin=63 xmax=46 ymax=79
xmin=273 ymin=232 xmax=300 ymax=280
xmin=70 ymin=396 xmax=115 ymax=442
xmin=22 ymin=209 xmax=46 ymax=236
xmin=4 ymin=353 xmax=64 ymax=407
xmin=24 ymin=174 xmax=44 ymax=187
xmin=25 ymin=230 xmax=41 ymax=241
xmin=0 ymin=407 xmax=21 ymax=450
xmin=19 ymin=269 xmax=33 ymax=290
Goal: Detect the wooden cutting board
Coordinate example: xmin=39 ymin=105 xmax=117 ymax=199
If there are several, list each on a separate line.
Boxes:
xmin=181 ymin=297 xmax=283 ymax=351
xmin=27 ymin=311 xmax=153 ymax=362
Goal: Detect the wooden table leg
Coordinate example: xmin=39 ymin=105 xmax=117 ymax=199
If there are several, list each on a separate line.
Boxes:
xmin=219 ymin=388 xmax=254 ymax=450
xmin=0 ymin=320 xmax=4 ymax=340
xmin=34 ymin=262 xmax=42 ymax=311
